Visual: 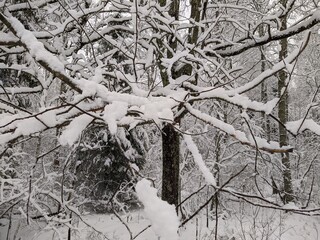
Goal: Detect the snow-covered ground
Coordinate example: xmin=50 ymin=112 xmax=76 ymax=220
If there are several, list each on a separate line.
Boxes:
xmin=1 ymin=209 xmax=320 ymax=240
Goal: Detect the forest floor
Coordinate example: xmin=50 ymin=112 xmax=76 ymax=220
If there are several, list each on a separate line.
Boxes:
xmin=1 ymin=208 xmax=320 ymax=240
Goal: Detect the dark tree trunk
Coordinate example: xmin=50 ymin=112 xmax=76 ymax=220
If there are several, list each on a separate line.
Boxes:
xmin=160 ymin=0 xmax=201 ymax=208
xmin=162 ymin=124 xmax=180 ymax=207
xmin=158 ymin=0 xmax=180 ymax=207
xmin=278 ymin=0 xmax=294 ymax=204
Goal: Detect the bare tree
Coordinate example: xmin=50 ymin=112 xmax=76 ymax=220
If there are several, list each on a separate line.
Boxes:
xmin=1 ymin=2 xmax=320 ymax=236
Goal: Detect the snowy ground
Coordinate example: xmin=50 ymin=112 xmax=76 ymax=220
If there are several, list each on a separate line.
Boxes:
xmin=1 ymin=209 xmax=320 ymax=240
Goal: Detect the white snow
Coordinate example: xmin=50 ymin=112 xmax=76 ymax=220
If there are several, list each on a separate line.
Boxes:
xmin=186 ymin=83 xmax=279 ymax=114
xmin=0 ymin=110 xmax=58 ymax=144
xmin=59 ymin=114 xmax=93 ymax=146
xmin=283 ymin=202 xmax=299 ymax=210
xmin=103 ymin=101 xmax=128 ymax=135
xmin=183 ymin=135 xmax=216 ymax=186
xmin=15 ymin=117 xmax=45 ymax=136
xmin=157 ymin=107 xmax=174 ymax=121
xmin=9 ymin=17 xmax=64 ymax=73
xmin=225 ymin=32 xmax=311 ymax=95
xmin=2 ymin=209 xmax=320 ymax=240
xmin=185 ymin=103 xmax=291 ymax=152
xmin=135 ymin=179 xmax=180 ymax=240
xmin=286 ymin=119 xmax=320 ymax=135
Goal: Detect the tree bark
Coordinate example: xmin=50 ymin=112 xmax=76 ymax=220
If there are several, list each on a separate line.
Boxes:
xmin=160 ymin=0 xmax=201 ymax=207
xmin=278 ymin=0 xmax=294 ymax=204
xmin=258 ymin=25 xmax=271 ymax=142
xmin=162 ymin=124 xmax=180 ymax=206
xmin=160 ymin=0 xmax=179 ymax=207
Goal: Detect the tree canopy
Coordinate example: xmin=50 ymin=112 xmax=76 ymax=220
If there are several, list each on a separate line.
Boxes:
xmin=2 ymin=0 xmax=320 ymax=239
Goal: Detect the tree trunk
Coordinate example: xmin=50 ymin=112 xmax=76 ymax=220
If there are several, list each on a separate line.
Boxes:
xmin=161 ymin=0 xmax=201 ymax=207
xmin=278 ymin=0 xmax=294 ymax=204
xmin=162 ymin=124 xmax=180 ymax=206
xmin=160 ymin=0 xmax=180 ymax=207
xmin=259 ymin=30 xmax=271 ymax=142
xmin=159 ymin=0 xmax=203 ymax=208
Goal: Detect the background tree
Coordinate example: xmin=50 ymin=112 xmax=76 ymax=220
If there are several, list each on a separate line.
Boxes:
xmin=73 ymin=126 xmax=145 ymax=212
xmin=277 ymin=0 xmax=294 ymax=204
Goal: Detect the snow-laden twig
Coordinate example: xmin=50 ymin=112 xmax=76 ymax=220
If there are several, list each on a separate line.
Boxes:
xmin=183 ymin=134 xmax=216 ymax=186
xmin=185 ymin=103 xmax=293 ymax=153
xmin=180 ymin=164 xmax=248 ymax=227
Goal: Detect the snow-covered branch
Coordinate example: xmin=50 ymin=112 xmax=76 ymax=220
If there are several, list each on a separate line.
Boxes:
xmin=185 ymin=103 xmax=293 ymax=153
